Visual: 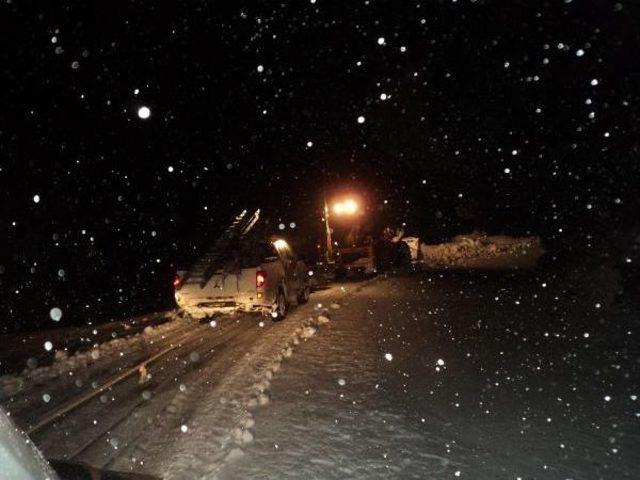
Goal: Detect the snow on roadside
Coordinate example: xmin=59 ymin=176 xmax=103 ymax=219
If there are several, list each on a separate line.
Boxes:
xmin=419 ymin=232 xmax=543 ymax=269
xmin=0 ymin=311 xmax=185 ymax=400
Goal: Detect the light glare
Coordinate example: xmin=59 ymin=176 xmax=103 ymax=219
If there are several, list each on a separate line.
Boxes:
xmin=137 ymin=106 xmax=151 ymax=119
xmin=273 ymin=239 xmax=289 ymax=250
xmin=333 ymin=198 xmax=358 ymax=215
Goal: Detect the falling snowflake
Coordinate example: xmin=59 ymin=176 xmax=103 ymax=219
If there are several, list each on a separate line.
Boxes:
xmin=49 ymin=307 xmax=62 ymax=322
xmin=137 ymin=106 xmax=151 ymax=119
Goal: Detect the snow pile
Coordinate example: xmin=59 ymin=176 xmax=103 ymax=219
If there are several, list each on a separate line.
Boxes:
xmin=0 ymin=311 xmax=185 ymax=400
xmin=419 ymin=232 xmax=543 ymax=269
xmin=403 ymin=236 xmax=421 ymax=260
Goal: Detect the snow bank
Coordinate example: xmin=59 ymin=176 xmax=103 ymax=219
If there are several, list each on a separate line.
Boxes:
xmin=0 ymin=311 xmax=185 ymax=400
xmin=403 ymin=236 xmax=420 ymax=260
xmin=419 ymin=232 xmax=543 ymax=269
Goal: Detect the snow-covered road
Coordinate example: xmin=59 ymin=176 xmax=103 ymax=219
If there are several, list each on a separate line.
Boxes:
xmin=222 ymin=273 xmax=639 ymax=480
xmin=2 ymin=273 xmax=638 ymax=479
xmin=1 ymin=282 xmax=359 ymax=479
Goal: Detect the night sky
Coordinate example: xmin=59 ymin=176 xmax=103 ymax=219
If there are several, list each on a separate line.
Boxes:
xmin=1 ymin=0 xmax=639 ymax=332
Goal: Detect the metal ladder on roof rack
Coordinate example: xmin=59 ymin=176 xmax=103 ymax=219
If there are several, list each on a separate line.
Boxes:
xmin=186 ymin=208 xmax=261 ymax=288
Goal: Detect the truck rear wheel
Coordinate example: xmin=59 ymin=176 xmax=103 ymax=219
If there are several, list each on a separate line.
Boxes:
xmin=297 ymin=285 xmax=310 ymax=304
xmin=274 ymin=289 xmax=288 ymax=320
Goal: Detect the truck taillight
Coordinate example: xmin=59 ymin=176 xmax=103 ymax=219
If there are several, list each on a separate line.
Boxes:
xmin=173 ymin=275 xmax=182 ymax=289
xmin=256 ymin=271 xmax=266 ymax=288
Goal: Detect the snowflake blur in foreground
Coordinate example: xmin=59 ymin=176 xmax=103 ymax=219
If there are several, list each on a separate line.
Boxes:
xmin=33 ymin=194 xmax=40 ymax=203
xmin=357 ymin=115 xmax=365 ymax=124
xmin=44 ymin=341 xmax=53 ymax=351
xmin=384 ymin=353 xmax=393 ymax=361
xmin=137 ymin=106 xmax=151 ymax=119
xmin=49 ymin=307 xmax=62 ymax=322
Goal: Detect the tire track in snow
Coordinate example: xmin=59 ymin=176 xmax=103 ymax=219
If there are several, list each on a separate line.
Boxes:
xmin=29 ymin=314 xmax=259 ymax=463
xmin=160 ymin=283 xmax=373 ymax=480
xmin=99 ymin=316 xmax=276 ymax=472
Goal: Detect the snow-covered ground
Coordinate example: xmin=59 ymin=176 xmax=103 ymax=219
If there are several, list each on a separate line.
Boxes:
xmin=222 ymin=274 xmax=638 ymax=480
xmin=419 ymin=232 xmax=544 ymax=269
xmin=0 ymin=310 xmax=175 ymax=377
xmin=2 ymin=273 xmax=638 ymax=479
xmin=0 ymin=284 xmax=359 ymax=479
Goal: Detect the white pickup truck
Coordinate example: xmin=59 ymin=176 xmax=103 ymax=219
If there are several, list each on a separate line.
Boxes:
xmin=174 ymin=238 xmax=310 ymax=320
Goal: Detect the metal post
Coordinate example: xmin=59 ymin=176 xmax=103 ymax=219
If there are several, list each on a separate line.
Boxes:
xmin=324 ymin=196 xmax=333 ymax=262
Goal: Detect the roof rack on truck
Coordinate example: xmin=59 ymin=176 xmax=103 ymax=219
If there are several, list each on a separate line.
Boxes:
xmin=184 ymin=209 xmax=261 ymax=288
